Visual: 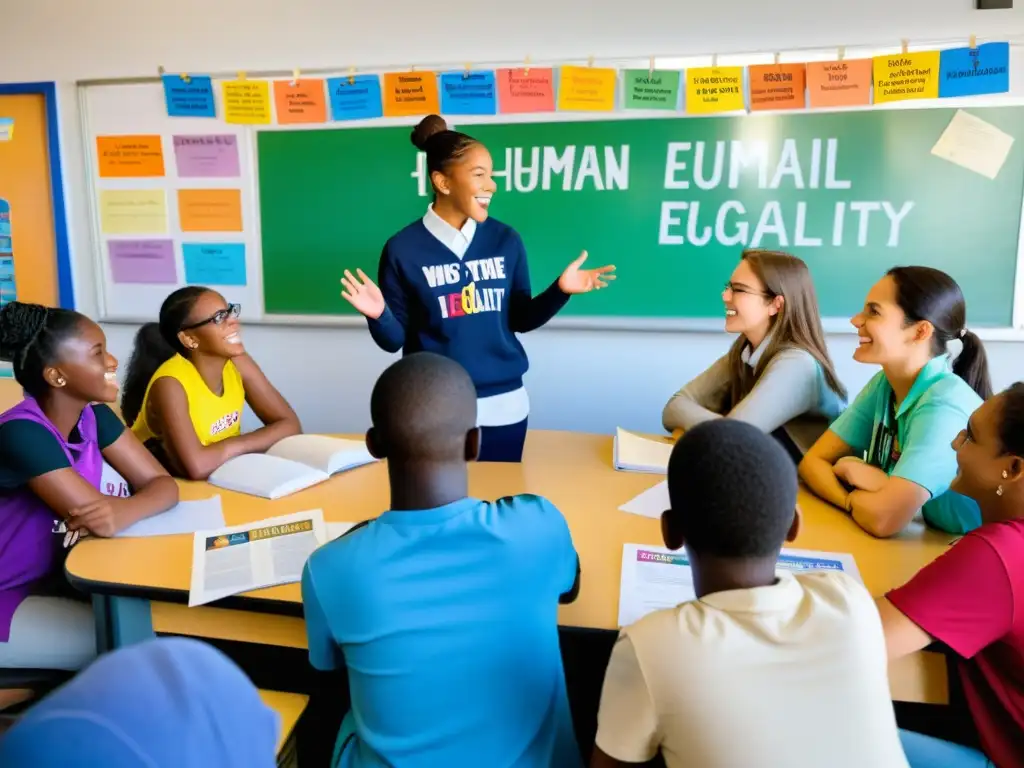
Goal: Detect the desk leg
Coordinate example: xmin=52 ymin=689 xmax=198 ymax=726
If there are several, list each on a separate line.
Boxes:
xmin=93 ymin=595 xmax=155 ymax=653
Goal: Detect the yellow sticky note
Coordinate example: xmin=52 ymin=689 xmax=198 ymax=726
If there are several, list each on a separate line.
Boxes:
xmin=222 ymin=80 xmax=272 ymax=124
xmin=99 ymin=190 xmax=167 ymax=234
xmin=558 ymin=66 xmax=617 ymax=111
xmin=685 ymin=67 xmax=745 ymax=114
xmin=873 ymin=51 xmax=940 ymax=103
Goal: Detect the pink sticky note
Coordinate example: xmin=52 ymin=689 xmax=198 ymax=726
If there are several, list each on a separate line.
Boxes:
xmin=108 ymin=239 xmax=177 ymax=284
xmin=173 ymin=135 xmax=241 ymax=178
xmin=496 ymin=68 xmax=555 ymax=113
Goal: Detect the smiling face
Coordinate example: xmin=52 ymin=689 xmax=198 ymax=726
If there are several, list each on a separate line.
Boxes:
xmin=432 ymin=143 xmax=497 ymax=223
xmin=950 ymin=395 xmax=1019 ymax=518
xmin=47 ymin=318 xmax=120 ymax=403
xmin=721 ymin=258 xmax=780 ymax=340
xmin=177 ymin=291 xmax=244 ymax=358
xmin=850 ymin=275 xmax=929 ymax=365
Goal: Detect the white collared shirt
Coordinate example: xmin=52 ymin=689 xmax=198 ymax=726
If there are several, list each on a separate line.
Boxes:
xmin=420 ymin=206 xmax=529 ymax=427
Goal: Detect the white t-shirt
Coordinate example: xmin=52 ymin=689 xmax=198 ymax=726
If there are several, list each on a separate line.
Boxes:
xmin=595 ymin=570 xmax=908 ymax=768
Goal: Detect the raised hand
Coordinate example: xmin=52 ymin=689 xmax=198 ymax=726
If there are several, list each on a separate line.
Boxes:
xmin=558 ymin=251 xmax=616 ymax=295
xmin=340 ymin=269 xmax=386 ymax=320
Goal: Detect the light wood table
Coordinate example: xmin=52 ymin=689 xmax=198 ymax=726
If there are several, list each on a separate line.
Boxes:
xmin=65 ymin=430 xmax=954 ymax=704
xmin=0 ymin=378 xmax=22 ymax=413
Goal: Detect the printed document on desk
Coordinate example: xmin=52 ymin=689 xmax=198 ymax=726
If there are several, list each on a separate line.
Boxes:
xmin=618 ymin=543 xmax=861 ymax=627
xmin=188 ymin=509 xmax=326 ymax=607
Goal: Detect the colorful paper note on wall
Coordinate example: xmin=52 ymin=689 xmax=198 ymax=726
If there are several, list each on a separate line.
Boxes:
xmin=0 ymin=118 xmax=12 ymax=142
xmin=173 ymin=135 xmax=240 ymax=178
xmin=178 ymin=189 xmax=243 ymax=232
xmin=685 ymin=67 xmax=744 ymax=114
xmin=163 ymin=75 xmax=216 ymax=118
xmin=806 ymin=59 xmax=873 ymax=108
xmin=183 ymin=243 xmax=247 ymax=285
xmin=382 ymin=72 xmax=440 ymax=117
xmin=108 ymin=239 xmax=177 ymax=284
xmin=623 ymin=70 xmax=680 ymax=110
xmin=96 ymin=135 xmax=165 ymax=178
xmin=748 ymin=64 xmax=806 ymax=111
xmin=326 ymin=75 xmax=383 ymax=120
xmin=99 ymin=190 xmax=167 ymax=234
xmin=222 ymin=80 xmax=272 ymax=124
xmin=558 ymin=66 xmax=617 ymax=111
xmin=273 ymin=79 xmax=328 ymax=124
xmin=873 ymin=51 xmax=940 ymax=103
xmin=931 ymin=109 xmax=1015 ymax=180
xmin=496 ymin=68 xmax=555 ymax=113
xmin=939 ymin=42 xmax=1010 ymax=98
xmin=440 ymin=71 xmax=497 ymax=115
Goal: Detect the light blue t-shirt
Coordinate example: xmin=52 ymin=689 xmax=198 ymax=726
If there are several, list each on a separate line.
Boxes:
xmin=301 ymin=494 xmax=582 ymax=768
xmin=830 ymin=354 xmax=982 ymax=534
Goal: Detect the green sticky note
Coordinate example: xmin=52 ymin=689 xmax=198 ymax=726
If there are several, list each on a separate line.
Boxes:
xmin=623 ymin=70 xmax=680 ymax=110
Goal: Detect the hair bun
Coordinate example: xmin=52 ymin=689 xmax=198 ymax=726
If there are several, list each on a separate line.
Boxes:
xmin=410 ymin=114 xmax=449 ymax=151
xmin=0 ymin=301 xmax=48 ymax=363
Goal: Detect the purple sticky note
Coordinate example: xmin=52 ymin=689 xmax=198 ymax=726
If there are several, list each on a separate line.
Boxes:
xmin=173 ymin=135 xmax=241 ymax=178
xmin=108 ymin=239 xmax=177 ymax=284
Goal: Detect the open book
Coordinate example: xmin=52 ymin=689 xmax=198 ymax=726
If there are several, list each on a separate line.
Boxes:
xmin=613 ymin=428 xmax=674 ymax=474
xmin=207 ymin=435 xmax=377 ymax=500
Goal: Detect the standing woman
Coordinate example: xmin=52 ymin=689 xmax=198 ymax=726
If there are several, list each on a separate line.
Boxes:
xmin=799 ymin=267 xmax=991 ymax=538
xmin=340 ymin=115 xmax=615 ymax=462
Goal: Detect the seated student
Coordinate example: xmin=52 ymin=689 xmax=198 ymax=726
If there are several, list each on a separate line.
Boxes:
xmin=0 ymin=637 xmax=280 ymax=767
xmin=878 ymin=382 xmax=1024 ymax=768
xmin=662 ymin=249 xmax=846 ymax=459
xmin=799 ymin=266 xmax=990 ymax=538
xmin=0 ymin=302 xmax=177 ymax=672
xmin=301 ymin=352 xmax=582 ymax=767
xmin=121 ymin=287 xmax=300 ymax=480
xmin=592 ymin=419 xmax=907 ymax=768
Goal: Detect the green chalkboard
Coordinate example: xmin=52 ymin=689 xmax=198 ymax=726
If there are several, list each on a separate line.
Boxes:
xmin=258 ymin=107 xmax=1024 ymax=325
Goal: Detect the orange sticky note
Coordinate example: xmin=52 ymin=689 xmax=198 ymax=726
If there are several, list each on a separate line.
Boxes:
xmin=873 ymin=50 xmax=941 ymax=103
xmin=496 ymin=68 xmax=555 ymax=113
xmin=273 ymin=79 xmax=327 ymax=124
xmin=558 ymin=66 xmax=617 ymax=111
xmin=222 ymin=80 xmax=272 ymax=124
xmin=806 ymin=59 xmax=873 ymax=108
xmin=748 ymin=64 xmax=806 ymax=111
xmin=685 ymin=67 xmax=745 ymax=114
xmin=178 ymin=189 xmax=243 ymax=232
xmin=96 ymin=135 xmax=165 ymax=178
xmin=382 ymin=72 xmax=440 ymax=117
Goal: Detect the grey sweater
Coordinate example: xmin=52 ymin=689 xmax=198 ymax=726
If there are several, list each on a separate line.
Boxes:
xmin=662 ymin=346 xmax=846 ymax=455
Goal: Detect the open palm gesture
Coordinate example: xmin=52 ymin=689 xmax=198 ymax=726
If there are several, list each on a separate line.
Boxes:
xmin=558 ymin=251 xmax=616 ymax=294
xmin=340 ymin=269 xmax=386 ymax=319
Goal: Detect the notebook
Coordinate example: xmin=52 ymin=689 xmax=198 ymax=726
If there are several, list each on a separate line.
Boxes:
xmin=207 ymin=435 xmax=377 ymax=499
xmin=613 ymin=428 xmax=674 ymax=474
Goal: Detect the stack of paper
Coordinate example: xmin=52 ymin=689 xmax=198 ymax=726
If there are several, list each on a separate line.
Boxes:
xmin=617 ymin=542 xmax=861 ymax=627
xmin=613 ymin=428 xmax=674 ymax=474
xmin=116 ymin=496 xmax=226 ymax=538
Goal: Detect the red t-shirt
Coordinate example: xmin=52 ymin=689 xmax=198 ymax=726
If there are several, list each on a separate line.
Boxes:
xmin=887 ymin=520 xmax=1024 ymax=768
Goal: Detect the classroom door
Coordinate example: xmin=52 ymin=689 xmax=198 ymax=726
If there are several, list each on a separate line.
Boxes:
xmin=0 ymin=93 xmax=60 ymax=309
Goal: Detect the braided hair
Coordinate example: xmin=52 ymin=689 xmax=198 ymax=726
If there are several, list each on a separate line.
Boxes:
xmin=0 ymin=301 xmax=85 ymax=399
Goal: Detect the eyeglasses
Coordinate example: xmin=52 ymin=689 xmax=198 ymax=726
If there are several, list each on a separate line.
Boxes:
xmin=182 ymin=303 xmax=241 ymax=330
xmin=724 ymin=282 xmax=774 ymax=298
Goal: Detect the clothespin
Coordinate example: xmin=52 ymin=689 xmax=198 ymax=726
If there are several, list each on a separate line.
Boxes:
xmin=711 ymin=53 xmax=719 ymax=69
xmin=348 ymin=66 xmax=356 ymax=85
xmin=587 ymin=55 xmax=595 ymax=68
xmin=773 ymin=52 xmax=781 ymax=66
xmin=237 ymin=70 xmax=247 ymax=82
xmin=411 ymin=64 xmax=417 ymax=73
xmin=649 ymin=56 xmax=656 ymax=77
xmin=901 ymin=39 xmax=909 ymax=54
xmin=463 ymin=62 xmax=472 ymax=80
xmin=523 ymin=55 xmax=531 ymax=76
xmin=837 ymin=46 xmax=846 ymax=61
xmin=290 ymin=68 xmax=300 ymax=86
xmin=158 ymin=65 xmax=166 ymax=76
xmin=969 ymin=34 xmax=978 ymax=50
xmin=180 ymin=73 xmax=191 ymax=84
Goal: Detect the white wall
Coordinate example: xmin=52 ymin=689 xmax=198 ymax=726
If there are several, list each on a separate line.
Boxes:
xmin=4 ymin=0 xmax=1024 ymax=435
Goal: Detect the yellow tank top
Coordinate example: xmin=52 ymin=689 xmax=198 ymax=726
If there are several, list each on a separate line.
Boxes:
xmin=131 ymin=354 xmax=245 ymax=447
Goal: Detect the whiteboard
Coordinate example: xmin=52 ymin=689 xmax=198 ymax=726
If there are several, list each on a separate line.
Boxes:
xmin=80 ymin=82 xmax=265 ymax=322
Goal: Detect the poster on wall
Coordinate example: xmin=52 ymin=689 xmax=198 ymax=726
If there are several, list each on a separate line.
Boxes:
xmin=0 ymin=198 xmax=15 ymax=378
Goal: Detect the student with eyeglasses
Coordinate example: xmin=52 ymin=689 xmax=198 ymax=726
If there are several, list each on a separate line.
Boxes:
xmin=121 ymin=287 xmax=300 ymax=479
xmin=662 ymin=250 xmax=847 ymax=461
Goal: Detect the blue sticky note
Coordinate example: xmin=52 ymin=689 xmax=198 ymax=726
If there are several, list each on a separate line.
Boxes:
xmin=163 ymin=75 xmax=216 ymax=118
xmin=939 ymin=42 xmax=1010 ymax=98
xmin=183 ymin=243 xmax=246 ymax=286
xmin=326 ymin=75 xmax=383 ymax=121
xmin=440 ymin=71 xmax=497 ymax=115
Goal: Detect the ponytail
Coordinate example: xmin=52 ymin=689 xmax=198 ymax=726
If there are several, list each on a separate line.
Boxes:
xmin=120 ymin=323 xmax=176 ymax=426
xmin=953 ymin=330 xmax=993 ymax=401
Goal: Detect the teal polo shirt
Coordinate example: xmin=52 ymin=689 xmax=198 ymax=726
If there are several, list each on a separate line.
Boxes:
xmin=830 ymin=355 xmax=982 ymax=535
